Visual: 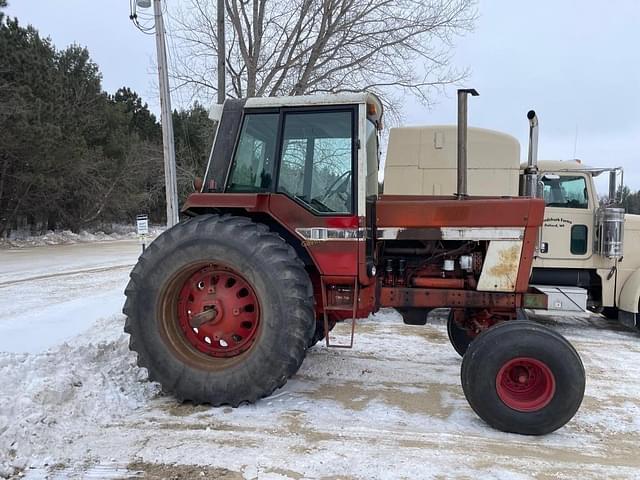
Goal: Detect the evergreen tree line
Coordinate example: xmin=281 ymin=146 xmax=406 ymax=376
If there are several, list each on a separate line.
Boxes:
xmin=0 ymin=7 xmax=214 ymax=236
xmin=619 ymin=187 xmax=640 ymax=215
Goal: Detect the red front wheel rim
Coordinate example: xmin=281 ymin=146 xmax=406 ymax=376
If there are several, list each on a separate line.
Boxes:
xmin=496 ymin=357 xmax=556 ymax=412
xmin=177 ymin=265 xmax=260 ymax=358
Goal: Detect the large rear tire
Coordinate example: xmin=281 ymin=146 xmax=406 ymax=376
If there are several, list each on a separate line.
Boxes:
xmin=123 ymin=214 xmax=315 ymax=406
xmin=461 ymin=320 xmax=585 ymax=435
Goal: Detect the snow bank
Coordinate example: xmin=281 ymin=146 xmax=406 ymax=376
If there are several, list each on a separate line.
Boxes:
xmin=0 ymin=226 xmax=164 ymax=249
xmin=0 ymin=316 xmax=160 ymax=478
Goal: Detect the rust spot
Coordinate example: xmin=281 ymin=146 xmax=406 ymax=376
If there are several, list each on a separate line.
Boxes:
xmin=488 ymin=244 xmax=521 ymax=286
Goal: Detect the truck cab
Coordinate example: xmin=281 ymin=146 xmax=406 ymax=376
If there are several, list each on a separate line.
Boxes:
xmin=529 ymin=160 xmax=640 ymax=326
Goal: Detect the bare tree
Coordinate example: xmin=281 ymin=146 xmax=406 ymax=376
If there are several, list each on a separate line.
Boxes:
xmin=168 ymin=0 xmax=476 ymax=116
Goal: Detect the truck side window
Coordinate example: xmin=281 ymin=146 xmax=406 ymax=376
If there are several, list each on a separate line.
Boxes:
xmin=226 ymin=113 xmax=279 ymax=192
xmin=277 ymin=110 xmax=353 ymax=214
xmin=542 ymin=176 xmax=588 ymax=209
xmin=571 ymin=225 xmax=588 ymax=255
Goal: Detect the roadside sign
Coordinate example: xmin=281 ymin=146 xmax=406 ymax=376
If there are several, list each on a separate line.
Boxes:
xmin=136 ymin=214 xmax=149 ymax=236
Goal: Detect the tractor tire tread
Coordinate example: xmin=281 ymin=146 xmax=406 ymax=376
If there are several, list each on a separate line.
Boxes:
xmin=123 ymin=214 xmax=315 ymax=406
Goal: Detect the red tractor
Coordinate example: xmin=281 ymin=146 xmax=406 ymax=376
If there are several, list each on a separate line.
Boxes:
xmin=123 ymin=90 xmax=585 ymax=435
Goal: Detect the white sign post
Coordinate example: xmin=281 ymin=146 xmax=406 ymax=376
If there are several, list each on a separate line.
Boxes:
xmin=136 ymin=214 xmax=149 ymax=252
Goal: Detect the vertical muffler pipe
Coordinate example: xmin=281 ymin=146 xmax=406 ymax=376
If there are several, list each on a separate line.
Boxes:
xmin=457 ymin=88 xmax=479 ymax=199
xmin=608 ymin=170 xmax=618 ymax=205
xmin=524 ymin=110 xmax=540 ymax=197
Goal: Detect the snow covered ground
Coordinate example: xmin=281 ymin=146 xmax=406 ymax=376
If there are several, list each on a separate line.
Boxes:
xmin=1 ymin=239 xmax=640 ymax=479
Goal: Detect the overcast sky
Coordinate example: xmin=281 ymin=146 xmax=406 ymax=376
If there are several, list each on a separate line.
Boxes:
xmin=5 ymin=1 xmax=640 ymax=189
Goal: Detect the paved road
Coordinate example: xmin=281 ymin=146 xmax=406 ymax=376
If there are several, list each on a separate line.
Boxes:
xmin=0 ymin=240 xmax=141 ymax=353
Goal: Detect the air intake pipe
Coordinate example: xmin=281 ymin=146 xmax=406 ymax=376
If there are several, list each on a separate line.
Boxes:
xmin=523 ymin=110 xmax=540 ymax=197
xmin=456 ymin=88 xmax=479 ymax=199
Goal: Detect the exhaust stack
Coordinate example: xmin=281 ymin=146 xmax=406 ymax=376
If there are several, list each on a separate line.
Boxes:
xmin=523 ymin=110 xmax=540 ymax=197
xmin=456 ymin=88 xmax=479 ymax=199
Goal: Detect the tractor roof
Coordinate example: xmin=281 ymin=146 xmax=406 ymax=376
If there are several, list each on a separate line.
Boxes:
xmin=245 ymin=92 xmax=376 ymax=108
xmin=245 ymin=92 xmax=383 ymax=124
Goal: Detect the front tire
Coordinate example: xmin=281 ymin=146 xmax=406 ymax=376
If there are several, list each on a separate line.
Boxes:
xmin=461 ymin=320 xmax=585 ymax=435
xmin=123 ymin=214 xmax=315 ymax=406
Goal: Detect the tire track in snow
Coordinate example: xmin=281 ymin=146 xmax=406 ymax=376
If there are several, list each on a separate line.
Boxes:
xmin=0 ymin=263 xmax=134 ymax=287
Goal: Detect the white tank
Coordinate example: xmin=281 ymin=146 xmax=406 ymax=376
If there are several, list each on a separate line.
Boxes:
xmin=383 ymin=125 xmax=520 ymax=196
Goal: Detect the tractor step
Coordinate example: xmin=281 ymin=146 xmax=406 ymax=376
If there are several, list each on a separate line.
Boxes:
xmin=320 ymin=277 xmax=357 ymax=348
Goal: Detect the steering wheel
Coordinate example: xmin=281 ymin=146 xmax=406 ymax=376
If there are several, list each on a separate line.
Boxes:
xmin=319 ymin=170 xmax=352 ymax=206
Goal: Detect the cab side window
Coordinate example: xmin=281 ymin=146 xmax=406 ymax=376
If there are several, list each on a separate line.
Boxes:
xmin=542 ymin=175 xmax=589 ymax=209
xmin=277 ymin=110 xmax=353 ymax=214
xmin=226 ymin=113 xmax=278 ymax=192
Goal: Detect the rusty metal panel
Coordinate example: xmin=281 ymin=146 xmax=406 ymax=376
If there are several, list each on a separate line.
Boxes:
xmin=379 ymin=287 xmax=518 ymax=309
xmin=477 ymin=240 xmax=523 ymax=292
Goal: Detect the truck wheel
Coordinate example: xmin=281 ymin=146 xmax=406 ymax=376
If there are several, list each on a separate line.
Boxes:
xmin=123 ymin=214 xmax=315 ymax=406
xmin=461 ymin=320 xmax=585 ymax=435
xmin=447 ymin=310 xmax=473 ymax=357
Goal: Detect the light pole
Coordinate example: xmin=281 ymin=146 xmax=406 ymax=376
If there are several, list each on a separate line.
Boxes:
xmin=135 ymin=0 xmax=179 ymax=228
xmin=217 ymin=0 xmax=225 ymax=105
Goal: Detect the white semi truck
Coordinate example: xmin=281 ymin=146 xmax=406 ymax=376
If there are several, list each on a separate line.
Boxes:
xmin=384 ymin=116 xmax=640 ymax=329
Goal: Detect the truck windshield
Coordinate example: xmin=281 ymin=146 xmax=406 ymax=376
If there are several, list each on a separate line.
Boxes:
xmin=542 ymin=175 xmax=589 ymax=209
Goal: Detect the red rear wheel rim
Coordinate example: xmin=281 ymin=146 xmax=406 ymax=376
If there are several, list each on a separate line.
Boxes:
xmin=496 ymin=357 xmax=556 ymax=412
xmin=177 ymin=265 xmax=260 ymax=358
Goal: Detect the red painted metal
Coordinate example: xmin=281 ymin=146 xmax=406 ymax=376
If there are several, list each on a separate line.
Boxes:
xmin=376 ymin=196 xmax=545 ymax=228
xmin=177 ymin=265 xmax=260 ymax=358
xmin=182 ymin=192 xmax=269 ymax=212
xmin=516 ymin=220 xmax=541 ymax=291
xmin=412 ymin=277 xmax=465 ymax=289
xmin=180 ymin=191 xmax=546 ymax=318
xmin=496 ymin=357 xmax=556 ymax=412
xmin=268 ymin=195 xmax=359 ymax=277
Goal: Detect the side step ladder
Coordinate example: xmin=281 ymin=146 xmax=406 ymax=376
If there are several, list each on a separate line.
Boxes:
xmin=320 ymin=277 xmax=358 ymax=348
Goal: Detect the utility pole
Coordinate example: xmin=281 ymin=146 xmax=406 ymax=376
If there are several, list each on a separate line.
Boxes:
xmin=217 ymin=0 xmax=225 ymax=104
xmin=132 ymin=0 xmax=178 ymax=227
xmin=148 ymin=0 xmax=179 ymax=227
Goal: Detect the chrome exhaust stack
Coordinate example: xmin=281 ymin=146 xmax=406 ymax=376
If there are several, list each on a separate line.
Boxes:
xmin=523 ymin=110 xmax=540 ymax=197
xmin=456 ymin=88 xmax=479 ymax=199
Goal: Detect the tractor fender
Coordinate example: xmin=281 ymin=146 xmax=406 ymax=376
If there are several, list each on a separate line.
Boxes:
xmin=619 ymin=269 xmax=640 ymax=314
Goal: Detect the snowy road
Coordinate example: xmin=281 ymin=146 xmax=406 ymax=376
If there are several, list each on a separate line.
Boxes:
xmin=1 ymin=240 xmax=640 ymax=479
xmin=0 ymin=241 xmax=141 ymax=353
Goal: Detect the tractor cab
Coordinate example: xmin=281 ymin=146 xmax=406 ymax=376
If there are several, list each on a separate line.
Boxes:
xmin=201 ymin=93 xmax=383 ymax=219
